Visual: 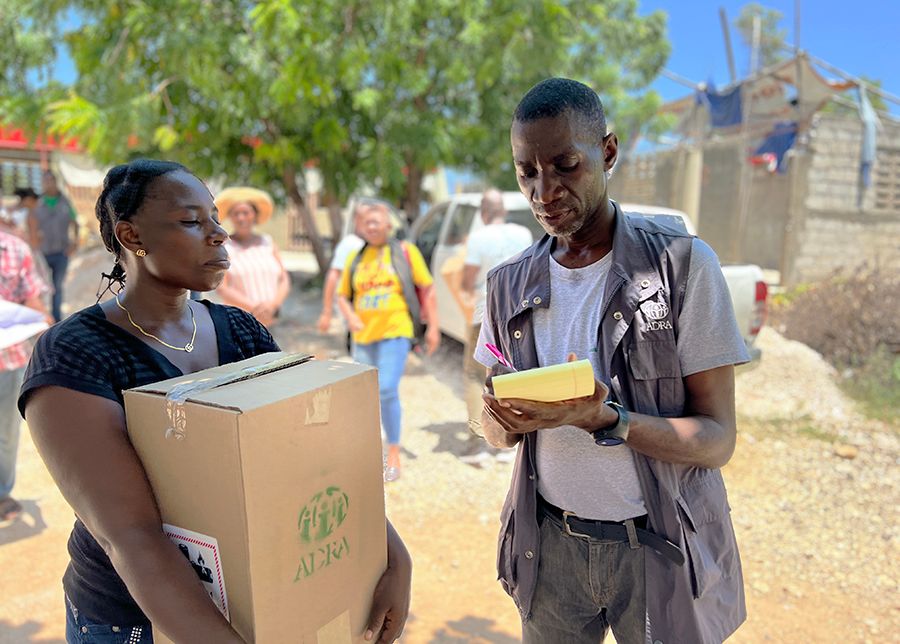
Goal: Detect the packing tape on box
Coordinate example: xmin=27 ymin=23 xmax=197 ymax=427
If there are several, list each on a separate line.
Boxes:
xmin=164 ymin=354 xmax=314 ymax=440
xmin=316 ymin=609 xmax=352 ymax=644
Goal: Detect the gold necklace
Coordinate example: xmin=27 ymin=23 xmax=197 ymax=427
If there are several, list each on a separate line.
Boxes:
xmin=115 ymin=294 xmax=197 ymax=353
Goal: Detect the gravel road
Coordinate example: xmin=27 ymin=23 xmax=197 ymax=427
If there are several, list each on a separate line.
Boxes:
xmin=0 ymin=249 xmax=895 ymax=643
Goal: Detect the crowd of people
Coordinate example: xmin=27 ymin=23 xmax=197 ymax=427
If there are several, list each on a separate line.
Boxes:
xmin=1 ymin=78 xmax=750 ymax=644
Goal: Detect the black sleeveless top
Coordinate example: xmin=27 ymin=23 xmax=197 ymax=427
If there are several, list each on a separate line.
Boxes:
xmin=18 ymin=301 xmax=280 ymax=624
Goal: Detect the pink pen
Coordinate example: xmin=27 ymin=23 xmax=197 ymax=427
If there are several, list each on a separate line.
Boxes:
xmin=485 ymin=343 xmax=516 ymax=371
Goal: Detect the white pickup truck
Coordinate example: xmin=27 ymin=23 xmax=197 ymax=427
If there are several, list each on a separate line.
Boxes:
xmin=410 ymin=193 xmax=767 ymax=361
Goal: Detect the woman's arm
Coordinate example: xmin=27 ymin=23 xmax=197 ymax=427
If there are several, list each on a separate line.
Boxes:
xmin=25 ymin=387 xmax=245 ymax=643
xmin=270 ymin=245 xmax=291 ymax=310
xmin=420 ymin=285 xmax=440 ymax=355
xmin=337 ymin=295 xmax=364 ymax=333
xmin=365 ymin=519 xmax=411 ymax=642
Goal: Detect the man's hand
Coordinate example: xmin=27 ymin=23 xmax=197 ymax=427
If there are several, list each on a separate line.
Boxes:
xmin=424 ymin=325 xmax=440 ymax=356
xmin=66 ymin=241 xmax=78 ymax=257
xmin=483 ymin=354 xmax=615 ymax=435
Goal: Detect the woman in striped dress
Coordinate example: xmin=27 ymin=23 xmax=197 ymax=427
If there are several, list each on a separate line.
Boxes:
xmin=214 ymin=187 xmax=290 ymax=328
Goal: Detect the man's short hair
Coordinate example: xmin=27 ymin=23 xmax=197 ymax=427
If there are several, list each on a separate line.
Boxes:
xmin=14 ymin=187 xmax=38 ymax=200
xmin=513 ymin=78 xmax=607 ymax=141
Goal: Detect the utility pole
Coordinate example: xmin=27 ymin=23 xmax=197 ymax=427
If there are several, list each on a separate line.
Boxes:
xmin=719 ymin=7 xmax=737 ymax=84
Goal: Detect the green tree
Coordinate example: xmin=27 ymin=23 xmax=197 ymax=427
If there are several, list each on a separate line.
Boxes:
xmin=734 ymin=2 xmax=786 ymax=71
xmin=2 ymin=0 xmax=669 ymax=274
xmin=0 ymin=0 xmax=68 ymax=138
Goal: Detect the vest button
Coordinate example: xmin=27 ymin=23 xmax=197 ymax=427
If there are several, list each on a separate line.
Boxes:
xmin=81 ymin=627 xmax=89 ymax=634
xmin=640 ymin=279 xmax=651 ymax=288
xmin=524 ymin=550 xmax=534 ymax=559
xmin=533 ymin=296 xmax=542 ymax=305
xmin=613 ymin=311 xmax=623 ymax=320
xmin=521 ymin=299 xmax=529 ymax=308
xmin=112 ymin=626 xmax=121 ymax=633
xmin=513 ymin=330 xmax=522 ymax=339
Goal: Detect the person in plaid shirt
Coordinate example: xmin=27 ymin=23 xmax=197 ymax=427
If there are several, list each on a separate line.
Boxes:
xmin=0 ymin=228 xmax=49 ymax=521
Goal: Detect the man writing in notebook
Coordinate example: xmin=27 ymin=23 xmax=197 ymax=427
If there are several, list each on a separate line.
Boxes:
xmin=473 ymin=78 xmax=748 ymax=643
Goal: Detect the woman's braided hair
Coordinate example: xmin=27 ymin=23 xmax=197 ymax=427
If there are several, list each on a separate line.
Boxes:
xmin=95 ymin=159 xmax=187 ymax=300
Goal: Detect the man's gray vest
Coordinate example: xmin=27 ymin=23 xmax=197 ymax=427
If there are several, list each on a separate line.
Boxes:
xmin=484 ymin=203 xmax=746 ymax=643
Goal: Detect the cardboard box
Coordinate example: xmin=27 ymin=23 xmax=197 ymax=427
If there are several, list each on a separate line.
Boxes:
xmin=124 ymin=353 xmax=388 ymax=643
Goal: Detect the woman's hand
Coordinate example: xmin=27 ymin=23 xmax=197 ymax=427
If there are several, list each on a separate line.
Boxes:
xmin=347 ymin=312 xmax=365 ymax=333
xmin=252 ymin=303 xmax=275 ymax=328
xmin=424 ymin=325 xmax=441 ymax=356
xmin=316 ymin=310 xmax=332 ymax=333
xmin=365 ymin=521 xmax=411 ymax=643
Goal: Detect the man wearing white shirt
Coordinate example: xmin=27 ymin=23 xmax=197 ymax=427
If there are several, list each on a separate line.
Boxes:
xmin=317 ymin=207 xmax=366 ymax=334
xmin=460 ymin=189 xmax=532 ymax=449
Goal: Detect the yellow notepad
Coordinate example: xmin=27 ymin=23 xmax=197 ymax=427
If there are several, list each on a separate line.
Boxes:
xmin=492 ymin=359 xmax=595 ymax=402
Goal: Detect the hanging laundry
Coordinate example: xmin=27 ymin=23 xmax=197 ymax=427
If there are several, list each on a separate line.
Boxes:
xmin=702 ymin=83 xmax=744 ymax=128
xmin=750 ymin=121 xmax=798 ymax=173
xmin=857 ymin=86 xmax=880 ymax=188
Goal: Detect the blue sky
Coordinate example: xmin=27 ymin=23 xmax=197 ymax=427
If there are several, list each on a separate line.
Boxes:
xmin=642 ymin=0 xmax=899 ymax=111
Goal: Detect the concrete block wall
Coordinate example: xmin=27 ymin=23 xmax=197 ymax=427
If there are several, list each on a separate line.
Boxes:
xmin=789 ymin=115 xmax=900 ymax=284
xmin=791 ymin=210 xmax=900 ymax=283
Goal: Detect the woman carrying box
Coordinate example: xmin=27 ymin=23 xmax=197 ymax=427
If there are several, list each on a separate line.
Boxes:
xmin=18 ymin=160 xmax=411 ymax=644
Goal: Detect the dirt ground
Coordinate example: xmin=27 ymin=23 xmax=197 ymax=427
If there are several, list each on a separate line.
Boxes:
xmin=0 ymin=248 xmax=897 ymax=643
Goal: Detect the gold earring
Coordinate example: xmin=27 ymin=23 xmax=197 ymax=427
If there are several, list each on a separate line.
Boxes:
xmin=136 ymin=249 xmax=147 ymax=257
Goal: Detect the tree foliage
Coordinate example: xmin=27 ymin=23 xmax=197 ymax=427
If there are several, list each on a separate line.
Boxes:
xmin=2 ymin=0 xmax=670 ymax=273
xmin=734 ymin=2 xmax=787 ymax=71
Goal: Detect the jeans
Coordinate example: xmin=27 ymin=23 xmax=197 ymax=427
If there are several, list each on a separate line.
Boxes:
xmin=353 ymin=337 xmax=410 ymax=445
xmin=0 ymin=368 xmax=25 ymax=498
xmin=522 ymin=512 xmax=648 ymax=644
xmin=65 ymin=596 xmax=153 ymax=643
xmin=43 ymin=251 xmax=69 ymax=322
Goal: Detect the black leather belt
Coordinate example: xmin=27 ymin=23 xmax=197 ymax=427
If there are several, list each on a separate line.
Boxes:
xmin=539 ymin=496 xmax=685 ymax=566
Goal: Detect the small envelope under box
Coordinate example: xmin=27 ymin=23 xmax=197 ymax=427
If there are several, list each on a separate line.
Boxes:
xmin=124 ymin=353 xmax=387 ymax=643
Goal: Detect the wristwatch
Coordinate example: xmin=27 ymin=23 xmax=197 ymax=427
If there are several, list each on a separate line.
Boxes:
xmin=592 ymin=402 xmax=630 ymax=446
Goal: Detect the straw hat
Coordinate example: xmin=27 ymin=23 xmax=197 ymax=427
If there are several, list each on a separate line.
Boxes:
xmin=215 ymin=187 xmax=274 ymax=225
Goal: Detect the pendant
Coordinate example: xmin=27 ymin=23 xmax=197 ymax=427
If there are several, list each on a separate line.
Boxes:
xmin=185 ymin=343 xmax=194 ymax=353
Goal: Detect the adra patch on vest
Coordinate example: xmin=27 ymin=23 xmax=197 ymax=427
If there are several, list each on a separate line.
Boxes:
xmin=640 ymin=295 xmax=673 ymax=332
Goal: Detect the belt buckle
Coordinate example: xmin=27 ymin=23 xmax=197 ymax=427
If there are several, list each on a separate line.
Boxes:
xmin=562 ymin=511 xmax=592 ymax=539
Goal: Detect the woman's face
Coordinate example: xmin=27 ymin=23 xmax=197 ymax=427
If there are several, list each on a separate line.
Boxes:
xmin=360 ymin=207 xmax=392 ymax=246
xmin=227 ymin=201 xmax=257 ymax=237
xmin=121 ymin=170 xmax=230 ymax=292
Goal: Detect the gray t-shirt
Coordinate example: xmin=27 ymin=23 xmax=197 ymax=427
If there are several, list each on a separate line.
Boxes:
xmin=475 ymin=237 xmax=749 ymax=521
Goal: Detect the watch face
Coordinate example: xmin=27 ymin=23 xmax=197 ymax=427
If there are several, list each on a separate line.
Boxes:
xmin=595 ymin=436 xmax=625 ymax=447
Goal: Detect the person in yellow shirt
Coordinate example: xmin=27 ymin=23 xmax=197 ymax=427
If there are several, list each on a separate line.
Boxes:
xmin=338 ymin=202 xmax=439 ymax=479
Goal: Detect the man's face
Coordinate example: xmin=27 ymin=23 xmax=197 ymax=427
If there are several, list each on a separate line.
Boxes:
xmin=510 ymin=112 xmax=617 ymax=237
xmin=42 ymin=173 xmax=58 ymax=195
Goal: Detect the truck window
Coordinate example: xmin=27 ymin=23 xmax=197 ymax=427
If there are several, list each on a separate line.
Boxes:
xmin=414 ymin=204 xmax=446 ymax=267
xmin=445 ymin=204 xmax=478 ymax=246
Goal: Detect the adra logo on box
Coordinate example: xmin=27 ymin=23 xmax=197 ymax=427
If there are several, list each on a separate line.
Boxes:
xmin=294 ymin=486 xmax=351 ymax=582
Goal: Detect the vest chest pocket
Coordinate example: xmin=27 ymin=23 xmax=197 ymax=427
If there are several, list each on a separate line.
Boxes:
xmin=627 ymin=340 xmax=683 ymax=416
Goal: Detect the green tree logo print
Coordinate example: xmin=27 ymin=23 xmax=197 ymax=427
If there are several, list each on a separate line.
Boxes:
xmin=297 ymin=486 xmax=349 ymax=544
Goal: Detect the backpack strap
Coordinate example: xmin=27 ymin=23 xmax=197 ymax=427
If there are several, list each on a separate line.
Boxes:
xmin=346 ymin=242 xmax=368 ymax=304
xmin=388 ymin=240 xmax=421 ymax=327
xmin=346 ymin=240 xmax=421 ymax=327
